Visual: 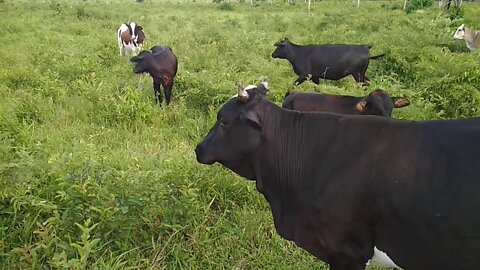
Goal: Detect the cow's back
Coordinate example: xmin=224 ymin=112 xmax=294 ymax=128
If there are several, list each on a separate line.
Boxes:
xmin=152 ymin=47 xmax=178 ymax=76
xmin=283 ymin=92 xmax=360 ymax=113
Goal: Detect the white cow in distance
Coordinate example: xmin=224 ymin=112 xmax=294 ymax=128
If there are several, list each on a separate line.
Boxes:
xmin=453 ymin=24 xmax=480 ymax=51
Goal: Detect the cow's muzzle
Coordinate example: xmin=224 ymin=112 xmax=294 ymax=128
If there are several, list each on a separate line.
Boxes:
xmin=195 ymin=144 xmax=215 ymax=165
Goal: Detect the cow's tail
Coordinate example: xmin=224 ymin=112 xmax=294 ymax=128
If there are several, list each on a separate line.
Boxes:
xmin=284 ymin=91 xmax=291 ymax=98
xmin=370 ymin=53 xmax=386 ymax=60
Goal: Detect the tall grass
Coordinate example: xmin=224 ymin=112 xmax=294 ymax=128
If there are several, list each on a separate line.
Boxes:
xmin=0 ymin=1 xmax=479 ymax=269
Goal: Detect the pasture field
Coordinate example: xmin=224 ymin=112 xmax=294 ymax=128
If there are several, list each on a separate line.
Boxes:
xmin=0 ymin=0 xmax=479 ymax=269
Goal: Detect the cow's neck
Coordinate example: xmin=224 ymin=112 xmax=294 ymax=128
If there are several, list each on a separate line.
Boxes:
xmin=286 ymin=43 xmax=303 ymax=74
xmin=255 ymin=101 xmax=339 ymax=190
xmin=252 ymin=101 xmax=339 ymax=240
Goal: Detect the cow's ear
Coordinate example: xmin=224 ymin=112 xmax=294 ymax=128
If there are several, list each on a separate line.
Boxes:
xmin=255 ymin=87 xmax=268 ymax=98
xmin=241 ymin=111 xmax=262 ymax=131
xmin=130 ymin=55 xmax=142 ymax=62
xmin=260 ymin=76 xmax=269 ymax=90
xmin=137 ymin=25 xmax=143 ymax=30
xmin=256 ymin=77 xmax=269 ymax=97
xmin=392 ymin=97 xmax=410 ymax=108
xmin=355 ymin=100 xmax=367 ymax=111
xmin=274 ymin=39 xmax=287 ymax=47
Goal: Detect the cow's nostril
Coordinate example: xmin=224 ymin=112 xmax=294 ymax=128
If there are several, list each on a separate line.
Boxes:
xmin=195 ymin=144 xmax=205 ymax=159
xmin=195 ymin=144 xmax=215 ymax=165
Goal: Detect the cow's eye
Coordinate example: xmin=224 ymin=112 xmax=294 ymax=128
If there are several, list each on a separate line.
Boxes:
xmin=220 ymin=120 xmax=228 ymax=126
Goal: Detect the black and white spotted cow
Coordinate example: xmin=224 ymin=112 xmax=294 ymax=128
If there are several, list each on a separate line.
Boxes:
xmin=117 ymin=22 xmax=145 ymax=56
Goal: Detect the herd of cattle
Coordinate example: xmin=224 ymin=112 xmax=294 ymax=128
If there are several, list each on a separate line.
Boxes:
xmin=118 ymin=21 xmax=480 ymax=270
xmin=118 ymin=22 xmax=478 ymax=108
xmin=117 ymin=22 xmax=178 ymax=105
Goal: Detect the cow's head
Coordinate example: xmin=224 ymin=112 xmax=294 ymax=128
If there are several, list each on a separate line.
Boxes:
xmin=453 ymin=24 xmax=466 ymax=40
xmin=272 ymin=38 xmax=291 ymax=59
xmin=130 ymin=51 xmax=152 ymax=73
xmin=135 ymin=25 xmax=145 ymax=50
xmin=195 ymin=78 xmax=269 ymax=180
xmin=355 ymin=89 xmax=410 ymax=117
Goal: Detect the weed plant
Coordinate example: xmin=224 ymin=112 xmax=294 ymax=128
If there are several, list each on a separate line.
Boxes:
xmin=0 ymin=0 xmax=479 ymax=269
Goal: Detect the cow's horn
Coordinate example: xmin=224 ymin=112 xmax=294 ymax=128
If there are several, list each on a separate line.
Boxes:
xmin=237 ymin=84 xmax=249 ymax=102
xmin=261 ymin=76 xmax=269 ymax=90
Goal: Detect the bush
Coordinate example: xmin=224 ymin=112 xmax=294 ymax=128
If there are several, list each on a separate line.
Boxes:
xmin=405 ymin=0 xmax=434 ymax=14
xmin=420 ymin=71 xmax=480 ymax=118
xmin=445 ymin=5 xmax=464 ymax=20
xmin=218 ymin=2 xmax=234 ymax=10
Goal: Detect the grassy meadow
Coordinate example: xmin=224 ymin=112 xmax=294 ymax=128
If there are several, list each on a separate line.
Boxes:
xmin=1 ymin=0 xmax=479 ymax=269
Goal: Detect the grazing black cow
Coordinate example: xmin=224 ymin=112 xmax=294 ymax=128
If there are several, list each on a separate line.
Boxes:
xmin=283 ymin=89 xmax=410 ymax=117
xmin=272 ymin=38 xmax=384 ymax=86
xmin=195 ymin=83 xmax=480 ymax=270
xmin=130 ymin=45 xmax=178 ymax=106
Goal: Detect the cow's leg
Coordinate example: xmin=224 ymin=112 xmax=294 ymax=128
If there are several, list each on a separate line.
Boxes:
xmin=163 ymin=77 xmax=173 ymax=106
xmin=153 ymin=79 xmax=163 ymax=105
xmin=118 ymin=36 xmax=123 ymax=56
xmin=351 ymin=70 xmax=369 ymax=87
xmin=294 ymin=76 xmax=307 ymax=86
xmin=351 ymin=73 xmax=362 ymax=83
xmin=312 ymin=77 xmax=320 ymax=84
xmin=362 ymin=75 xmax=370 ymax=87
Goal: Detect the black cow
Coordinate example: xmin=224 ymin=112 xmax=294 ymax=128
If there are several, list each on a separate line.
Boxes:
xmin=195 ymin=83 xmax=480 ymax=270
xmin=272 ymin=38 xmax=384 ymax=86
xmin=283 ymin=89 xmax=410 ymax=117
xmin=130 ymin=45 xmax=178 ymax=106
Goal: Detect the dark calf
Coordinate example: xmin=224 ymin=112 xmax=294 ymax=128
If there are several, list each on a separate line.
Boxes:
xmin=282 ymin=89 xmax=410 ymax=117
xmin=272 ymin=38 xmax=384 ymax=86
xmin=130 ymin=45 xmax=178 ymax=106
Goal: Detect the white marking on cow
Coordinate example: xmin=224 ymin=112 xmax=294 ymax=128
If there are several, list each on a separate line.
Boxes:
xmin=261 ymin=76 xmax=269 ymax=89
xmin=130 ymin=22 xmax=137 ymax=38
xmin=118 ymin=22 xmax=142 ymax=56
xmin=366 ymin=246 xmax=401 ymax=268
xmin=453 ymin=24 xmax=465 ymax=40
xmin=322 ymin=67 xmax=330 ymax=79
xmin=231 ymin=83 xmax=263 ymax=99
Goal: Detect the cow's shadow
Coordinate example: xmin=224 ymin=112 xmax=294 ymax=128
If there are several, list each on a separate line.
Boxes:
xmin=435 ymin=42 xmax=471 ymax=53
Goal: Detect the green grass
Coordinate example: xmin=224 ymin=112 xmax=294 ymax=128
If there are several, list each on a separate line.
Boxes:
xmin=0 ymin=0 xmax=479 ymax=269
